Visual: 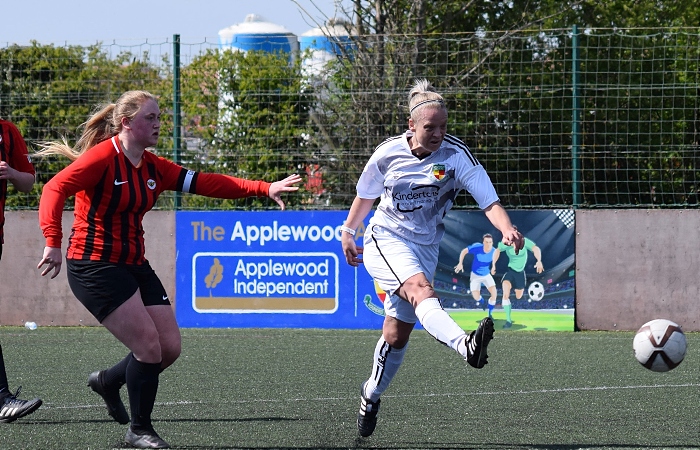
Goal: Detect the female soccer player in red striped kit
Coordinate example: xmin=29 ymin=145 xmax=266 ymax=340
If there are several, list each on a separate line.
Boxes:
xmin=36 ymin=90 xmax=301 ymax=449
xmin=0 ymin=117 xmax=43 ymax=423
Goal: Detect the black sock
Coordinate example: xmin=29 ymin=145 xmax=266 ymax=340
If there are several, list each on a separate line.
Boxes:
xmin=0 ymin=344 xmax=10 ymax=397
xmin=103 ymin=352 xmax=132 ymax=388
xmin=125 ymin=354 xmax=161 ymax=431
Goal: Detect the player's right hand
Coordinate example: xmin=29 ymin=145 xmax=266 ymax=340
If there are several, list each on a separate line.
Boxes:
xmin=342 ymin=234 xmax=363 ymax=267
xmin=38 ymin=246 xmax=63 ymax=279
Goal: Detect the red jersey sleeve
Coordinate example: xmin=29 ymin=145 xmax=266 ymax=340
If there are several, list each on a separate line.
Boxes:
xmin=155 ymin=156 xmax=271 ymax=199
xmin=189 ymin=172 xmax=270 ymax=198
xmin=39 ymin=144 xmax=111 ymax=248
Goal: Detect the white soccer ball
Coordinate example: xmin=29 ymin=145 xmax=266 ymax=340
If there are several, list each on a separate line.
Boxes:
xmin=633 ymin=319 xmax=687 ymax=372
xmin=527 ymin=281 xmax=545 ymax=301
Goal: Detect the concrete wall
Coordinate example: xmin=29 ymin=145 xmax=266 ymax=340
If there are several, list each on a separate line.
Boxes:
xmin=1 ymin=209 xmax=698 ymax=331
xmin=575 ymin=210 xmax=699 ymax=332
xmin=0 ymin=211 xmax=174 ymax=326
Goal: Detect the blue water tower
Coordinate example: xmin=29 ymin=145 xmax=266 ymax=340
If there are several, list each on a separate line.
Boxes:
xmin=299 ymin=18 xmax=355 ymax=77
xmin=218 ymin=14 xmax=299 ymax=55
xmin=216 ymin=14 xmax=299 ymax=127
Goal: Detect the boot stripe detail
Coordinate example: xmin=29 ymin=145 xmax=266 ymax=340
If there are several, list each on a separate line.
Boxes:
xmin=1 ymin=406 xmax=19 ymax=416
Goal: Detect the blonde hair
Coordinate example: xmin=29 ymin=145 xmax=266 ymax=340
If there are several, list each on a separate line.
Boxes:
xmin=408 ymin=78 xmax=446 ymax=120
xmin=36 ymin=90 xmax=157 ymax=161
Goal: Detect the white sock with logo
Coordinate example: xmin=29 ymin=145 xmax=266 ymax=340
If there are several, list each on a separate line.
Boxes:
xmin=415 ymin=297 xmax=468 ymax=358
xmin=363 ymin=336 xmax=407 ymax=402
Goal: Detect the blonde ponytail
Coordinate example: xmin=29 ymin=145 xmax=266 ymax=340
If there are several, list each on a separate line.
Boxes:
xmin=35 ymin=90 xmax=156 ymax=161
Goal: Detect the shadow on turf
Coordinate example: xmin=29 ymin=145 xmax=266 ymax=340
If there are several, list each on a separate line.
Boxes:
xmin=17 ymin=417 xmax=695 ymax=449
xmin=349 ymin=441 xmax=698 ymax=450
xmin=17 ymin=420 xmax=694 ymax=450
xmin=114 ymin=443 xmax=700 ymax=450
xmin=163 ymin=416 xmax=303 ymax=423
xmin=11 ymin=416 xmax=304 ymax=426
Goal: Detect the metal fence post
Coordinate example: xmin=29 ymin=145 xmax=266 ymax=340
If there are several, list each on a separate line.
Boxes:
xmin=571 ymin=25 xmax=581 ymax=208
xmin=173 ymin=34 xmax=182 ymax=209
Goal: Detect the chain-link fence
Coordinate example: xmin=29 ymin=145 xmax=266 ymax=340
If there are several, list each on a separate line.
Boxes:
xmin=2 ymin=28 xmax=699 ymax=210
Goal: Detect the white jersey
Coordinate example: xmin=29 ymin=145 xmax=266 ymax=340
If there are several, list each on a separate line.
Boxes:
xmin=357 ymin=130 xmax=499 ymax=245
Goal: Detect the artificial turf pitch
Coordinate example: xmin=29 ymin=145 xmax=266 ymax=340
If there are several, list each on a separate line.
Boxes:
xmin=0 ymin=326 xmax=697 ymax=449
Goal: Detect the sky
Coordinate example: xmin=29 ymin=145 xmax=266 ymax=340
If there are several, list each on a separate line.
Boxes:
xmin=1 ymin=0 xmax=353 ymax=46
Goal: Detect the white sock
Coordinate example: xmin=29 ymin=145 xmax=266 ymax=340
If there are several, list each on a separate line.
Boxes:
xmin=415 ymin=297 xmax=468 ymax=358
xmin=363 ymin=336 xmax=407 ymax=402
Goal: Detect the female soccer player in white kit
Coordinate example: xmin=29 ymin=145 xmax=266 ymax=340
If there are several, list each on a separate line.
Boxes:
xmin=341 ymin=79 xmax=524 ymax=437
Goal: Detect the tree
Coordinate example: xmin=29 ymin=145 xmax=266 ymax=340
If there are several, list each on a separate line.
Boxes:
xmin=0 ymin=42 xmax=167 ymax=208
xmin=302 ymin=0 xmax=700 ymax=207
xmin=176 ymin=48 xmax=315 ymax=209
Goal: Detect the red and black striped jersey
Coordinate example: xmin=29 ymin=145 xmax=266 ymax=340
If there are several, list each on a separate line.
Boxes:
xmin=40 ymin=136 xmax=271 ymax=265
xmin=0 ymin=120 xmax=36 ymax=244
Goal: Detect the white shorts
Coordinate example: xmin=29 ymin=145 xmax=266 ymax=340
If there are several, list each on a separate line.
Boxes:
xmin=470 ymin=272 xmax=496 ymax=295
xmin=363 ymin=225 xmax=439 ymax=324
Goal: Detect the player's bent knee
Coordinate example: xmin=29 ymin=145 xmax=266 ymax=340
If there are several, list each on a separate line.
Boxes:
xmin=384 ymin=334 xmax=410 ymax=349
xmin=401 ymin=275 xmax=434 ymax=298
xmin=160 ymin=346 xmax=181 ymax=369
xmin=383 ymin=316 xmax=413 ymax=348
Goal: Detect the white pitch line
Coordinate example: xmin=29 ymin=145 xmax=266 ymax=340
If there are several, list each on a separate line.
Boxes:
xmin=388 ymin=383 xmax=700 ymax=398
xmin=39 ymin=383 xmax=700 ymax=410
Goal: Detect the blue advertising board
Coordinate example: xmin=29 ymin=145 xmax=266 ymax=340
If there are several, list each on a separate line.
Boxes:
xmin=175 ymin=210 xmax=575 ymax=331
xmin=175 ymin=211 xmax=386 ymax=329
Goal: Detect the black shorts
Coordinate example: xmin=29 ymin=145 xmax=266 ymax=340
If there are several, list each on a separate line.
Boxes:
xmin=501 ymin=268 xmax=526 ymax=290
xmin=66 ymin=259 xmax=170 ymax=323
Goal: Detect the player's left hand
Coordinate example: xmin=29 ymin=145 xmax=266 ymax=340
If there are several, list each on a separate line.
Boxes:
xmin=268 ymin=174 xmax=302 ymax=210
xmin=502 ymin=226 xmax=524 ymax=254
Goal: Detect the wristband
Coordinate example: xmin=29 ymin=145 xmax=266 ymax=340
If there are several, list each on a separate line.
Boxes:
xmin=340 ymin=225 xmax=356 ymax=236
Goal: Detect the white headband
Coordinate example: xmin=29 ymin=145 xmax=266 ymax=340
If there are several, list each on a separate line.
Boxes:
xmin=409 ymin=98 xmax=445 ymax=114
